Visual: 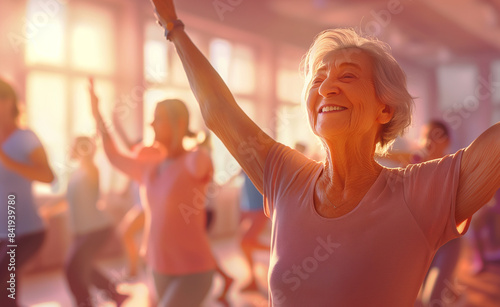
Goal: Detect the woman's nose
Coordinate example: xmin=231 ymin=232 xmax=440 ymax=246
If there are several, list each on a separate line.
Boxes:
xmin=318 ymin=78 xmax=340 ymax=98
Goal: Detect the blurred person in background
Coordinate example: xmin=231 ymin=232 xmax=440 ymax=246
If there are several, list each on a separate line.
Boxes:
xmin=385 ymin=120 xmax=451 ymax=165
xmin=89 ymin=78 xmax=217 ymax=306
xmin=149 ymin=1 xmax=500 ymax=305
xmin=0 ymin=78 xmax=54 ymax=307
xmin=64 ymin=136 xmax=129 ymax=307
xmin=112 ymin=112 xmax=151 ymax=279
xmin=239 ymin=171 xmax=269 ymax=293
xmin=199 ymin=132 xmax=234 ymax=305
xmin=386 ymin=121 xmax=465 ymax=306
xmin=471 ymin=188 xmax=500 ymax=274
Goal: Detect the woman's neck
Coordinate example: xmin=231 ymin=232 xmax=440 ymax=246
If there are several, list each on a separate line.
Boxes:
xmin=165 ymin=141 xmax=186 ymax=159
xmin=321 ymin=136 xmax=382 ymax=192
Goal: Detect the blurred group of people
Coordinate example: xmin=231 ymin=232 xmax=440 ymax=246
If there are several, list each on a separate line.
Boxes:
xmin=0 ymin=76 xmax=276 ymax=306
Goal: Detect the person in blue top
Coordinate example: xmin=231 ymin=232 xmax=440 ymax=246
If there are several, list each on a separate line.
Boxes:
xmin=0 ymin=78 xmax=54 ymax=307
xmin=239 ymin=171 xmax=270 ymax=292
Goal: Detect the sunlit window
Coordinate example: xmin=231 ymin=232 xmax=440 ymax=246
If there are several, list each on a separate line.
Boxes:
xmin=70 ymin=3 xmax=116 ymax=74
xmin=144 ymin=21 xmax=168 ymax=83
xmin=230 ymin=45 xmax=256 ymax=94
xmin=209 ymin=39 xmax=257 ymax=95
xmin=276 ymin=104 xmax=314 ymax=146
xmin=24 ymin=1 xmax=118 ymax=194
xmin=26 ymin=72 xmax=68 ymax=192
xmin=277 ymin=68 xmax=303 ymax=104
xmin=25 ymin=0 xmax=66 ymax=66
xmin=437 ymin=64 xmax=478 ymax=111
xmin=170 ymin=52 xmax=190 ymax=87
xmin=210 ymin=38 xmax=232 ymax=83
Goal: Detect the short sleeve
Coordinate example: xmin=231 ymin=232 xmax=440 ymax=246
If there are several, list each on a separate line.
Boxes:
xmin=403 ymin=149 xmax=470 ymax=250
xmin=185 ymin=147 xmax=213 ymax=182
xmin=263 ymin=142 xmax=321 ymax=218
xmin=20 ymin=129 xmax=43 ymax=154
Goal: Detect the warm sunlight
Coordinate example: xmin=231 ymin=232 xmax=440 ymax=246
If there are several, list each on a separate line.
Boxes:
xmin=25 ymin=0 xmax=65 ymax=66
xmin=70 ymin=3 xmax=115 ymax=74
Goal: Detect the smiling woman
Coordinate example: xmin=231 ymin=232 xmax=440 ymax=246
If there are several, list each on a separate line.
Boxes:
xmin=301 ymin=29 xmax=414 ymax=155
xmin=150 ymin=0 xmax=500 ymax=306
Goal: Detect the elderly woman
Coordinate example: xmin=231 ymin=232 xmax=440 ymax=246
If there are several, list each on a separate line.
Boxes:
xmin=151 ymin=1 xmax=500 ymax=306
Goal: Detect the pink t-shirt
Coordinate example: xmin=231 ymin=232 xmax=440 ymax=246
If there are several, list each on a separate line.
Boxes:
xmin=263 ymin=143 xmax=470 ymax=307
xmin=141 ymin=149 xmax=216 ymax=275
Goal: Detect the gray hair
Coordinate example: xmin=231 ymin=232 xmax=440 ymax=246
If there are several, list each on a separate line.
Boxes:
xmin=300 ymin=28 xmax=414 ymax=155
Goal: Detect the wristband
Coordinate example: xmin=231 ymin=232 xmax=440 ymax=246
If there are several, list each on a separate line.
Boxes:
xmin=164 ymin=19 xmax=184 ymax=41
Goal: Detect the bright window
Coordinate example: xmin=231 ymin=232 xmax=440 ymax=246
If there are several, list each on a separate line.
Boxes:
xmin=25 ymin=1 xmax=118 ymax=194
xmin=209 ymin=38 xmax=257 ymax=95
xmin=144 ymin=22 xmax=168 ymax=83
xmin=25 ymin=0 xmax=66 ymax=66
xmin=70 ymin=3 xmax=116 ymax=74
xmin=210 ymin=38 xmax=232 ymax=83
xmin=26 ymin=72 xmax=68 ymax=193
xmin=437 ymin=64 xmax=478 ymax=111
xmin=230 ymin=45 xmax=256 ymax=94
xmin=277 ymin=68 xmax=303 ymax=104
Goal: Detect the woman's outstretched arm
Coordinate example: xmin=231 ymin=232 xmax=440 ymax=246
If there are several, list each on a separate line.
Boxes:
xmin=456 ymin=122 xmax=500 ymax=224
xmin=0 ymin=145 xmax=54 ymax=183
xmin=150 ymin=0 xmax=275 ymax=193
xmin=89 ymin=79 xmax=147 ymax=183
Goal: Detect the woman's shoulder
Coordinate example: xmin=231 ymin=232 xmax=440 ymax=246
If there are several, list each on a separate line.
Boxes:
xmin=3 ymin=128 xmax=42 ymax=153
xmin=184 ymin=146 xmax=213 ymax=179
xmin=268 ymin=142 xmax=322 ymax=170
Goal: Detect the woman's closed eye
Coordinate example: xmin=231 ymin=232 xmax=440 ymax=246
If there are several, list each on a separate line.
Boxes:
xmin=340 ymin=73 xmax=356 ymax=81
xmin=312 ymin=78 xmax=324 ymax=86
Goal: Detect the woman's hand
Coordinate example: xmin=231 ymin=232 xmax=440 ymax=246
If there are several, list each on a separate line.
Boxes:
xmin=149 ymin=0 xmax=178 ymax=25
xmin=88 ymin=77 xmax=99 ymax=120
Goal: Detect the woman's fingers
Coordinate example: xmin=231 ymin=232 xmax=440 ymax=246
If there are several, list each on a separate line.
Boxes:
xmin=88 ymin=77 xmax=100 ymax=118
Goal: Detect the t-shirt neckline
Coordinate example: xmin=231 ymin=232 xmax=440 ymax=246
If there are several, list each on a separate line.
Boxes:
xmin=309 ymin=165 xmax=388 ymax=221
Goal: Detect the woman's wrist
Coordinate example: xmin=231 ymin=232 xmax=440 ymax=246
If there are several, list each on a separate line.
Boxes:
xmin=161 ymin=19 xmax=184 ymax=41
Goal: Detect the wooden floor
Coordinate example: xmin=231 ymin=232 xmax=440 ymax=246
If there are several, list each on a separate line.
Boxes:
xmin=17 ymin=235 xmax=500 ymax=307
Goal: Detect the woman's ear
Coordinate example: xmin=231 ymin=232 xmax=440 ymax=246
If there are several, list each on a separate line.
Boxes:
xmin=377 ymin=104 xmax=394 ymax=125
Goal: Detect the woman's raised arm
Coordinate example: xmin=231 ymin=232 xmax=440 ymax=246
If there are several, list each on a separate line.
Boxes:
xmin=150 ymin=0 xmax=275 ymax=193
xmin=456 ymin=122 xmax=500 ymax=224
xmin=89 ymin=79 xmax=147 ymax=183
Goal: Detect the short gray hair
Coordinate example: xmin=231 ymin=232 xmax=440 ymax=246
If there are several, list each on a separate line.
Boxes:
xmin=300 ymin=28 xmax=414 ymax=155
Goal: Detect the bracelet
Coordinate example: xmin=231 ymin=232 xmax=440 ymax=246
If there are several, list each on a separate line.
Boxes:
xmin=164 ymin=19 xmax=185 ymax=41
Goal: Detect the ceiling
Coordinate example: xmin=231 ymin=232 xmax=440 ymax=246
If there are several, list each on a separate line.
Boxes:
xmin=172 ymin=0 xmax=500 ymax=66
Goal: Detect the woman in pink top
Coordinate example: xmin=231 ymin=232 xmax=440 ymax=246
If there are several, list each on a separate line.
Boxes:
xmin=88 ymin=79 xmax=216 ymax=307
xmin=151 ymin=1 xmax=500 ymax=306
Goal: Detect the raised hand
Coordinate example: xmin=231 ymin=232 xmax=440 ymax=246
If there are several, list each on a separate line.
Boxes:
xmin=88 ymin=77 xmax=99 ymax=120
xmin=149 ymin=0 xmax=178 ymax=26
